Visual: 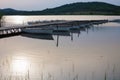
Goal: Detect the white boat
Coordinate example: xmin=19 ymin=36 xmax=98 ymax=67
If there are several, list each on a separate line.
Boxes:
xmin=22 ymin=28 xmax=53 ymax=35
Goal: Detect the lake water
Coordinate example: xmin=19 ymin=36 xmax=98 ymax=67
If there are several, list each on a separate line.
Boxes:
xmin=0 ymin=15 xmax=120 ymax=80
xmin=1 ymin=15 xmax=120 ymax=27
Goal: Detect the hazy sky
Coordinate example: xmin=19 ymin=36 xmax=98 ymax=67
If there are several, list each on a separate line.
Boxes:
xmin=0 ymin=0 xmax=120 ymax=11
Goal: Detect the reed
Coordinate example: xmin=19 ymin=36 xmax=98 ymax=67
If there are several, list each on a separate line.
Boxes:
xmin=104 ymin=71 xmax=107 ymax=80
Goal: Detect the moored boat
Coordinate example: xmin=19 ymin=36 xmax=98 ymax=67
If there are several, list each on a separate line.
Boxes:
xmin=22 ymin=28 xmax=53 ymax=35
xmin=21 ymin=33 xmax=54 ymax=40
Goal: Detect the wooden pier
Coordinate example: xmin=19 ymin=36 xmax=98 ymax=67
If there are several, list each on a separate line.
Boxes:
xmin=0 ymin=20 xmax=108 ymax=38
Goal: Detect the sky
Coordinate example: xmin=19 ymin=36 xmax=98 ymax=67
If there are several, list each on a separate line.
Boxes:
xmin=0 ymin=0 xmax=120 ymax=11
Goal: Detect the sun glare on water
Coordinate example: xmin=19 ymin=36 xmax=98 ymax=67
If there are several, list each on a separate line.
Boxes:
xmin=13 ymin=16 xmax=25 ymax=24
xmin=11 ymin=56 xmax=29 ymax=74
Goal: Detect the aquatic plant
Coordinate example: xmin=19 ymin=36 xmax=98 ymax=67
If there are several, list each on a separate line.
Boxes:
xmin=104 ymin=72 xmax=107 ymax=80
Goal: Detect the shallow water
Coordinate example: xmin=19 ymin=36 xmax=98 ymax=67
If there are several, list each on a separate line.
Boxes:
xmin=0 ymin=16 xmax=120 ymax=80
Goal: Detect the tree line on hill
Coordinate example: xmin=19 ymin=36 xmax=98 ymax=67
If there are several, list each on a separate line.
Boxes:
xmin=0 ymin=2 xmax=120 ymax=15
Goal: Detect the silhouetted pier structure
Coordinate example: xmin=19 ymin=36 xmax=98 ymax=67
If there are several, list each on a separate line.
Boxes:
xmin=0 ymin=20 xmax=108 ymax=38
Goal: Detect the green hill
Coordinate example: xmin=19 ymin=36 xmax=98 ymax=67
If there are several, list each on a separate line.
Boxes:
xmin=0 ymin=2 xmax=120 ymax=15
xmin=0 ymin=12 xmax=2 ymax=18
xmin=40 ymin=2 xmax=120 ymax=15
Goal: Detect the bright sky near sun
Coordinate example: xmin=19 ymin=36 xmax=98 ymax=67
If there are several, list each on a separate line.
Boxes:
xmin=0 ymin=0 xmax=120 ymax=10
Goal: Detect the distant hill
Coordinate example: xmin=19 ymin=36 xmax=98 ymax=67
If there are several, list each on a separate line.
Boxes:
xmin=0 ymin=8 xmax=27 ymax=15
xmin=0 ymin=2 xmax=120 ymax=15
xmin=40 ymin=2 xmax=120 ymax=15
xmin=1 ymin=8 xmax=16 ymax=12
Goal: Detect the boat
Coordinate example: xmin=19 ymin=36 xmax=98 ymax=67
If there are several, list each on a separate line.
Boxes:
xmin=22 ymin=28 xmax=53 ymax=35
xmin=21 ymin=33 xmax=54 ymax=40
xmin=53 ymin=27 xmax=70 ymax=32
xmin=53 ymin=27 xmax=70 ymax=36
xmin=53 ymin=31 xmax=70 ymax=36
xmin=69 ymin=26 xmax=80 ymax=30
xmin=69 ymin=29 xmax=80 ymax=33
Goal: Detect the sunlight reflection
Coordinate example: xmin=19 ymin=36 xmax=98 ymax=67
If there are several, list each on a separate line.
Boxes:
xmin=13 ymin=16 xmax=25 ymax=24
xmin=11 ymin=56 xmax=29 ymax=75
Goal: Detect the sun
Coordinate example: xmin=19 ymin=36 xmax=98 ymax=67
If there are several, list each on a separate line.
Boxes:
xmin=11 ymin=56 xmax=29 ymax=75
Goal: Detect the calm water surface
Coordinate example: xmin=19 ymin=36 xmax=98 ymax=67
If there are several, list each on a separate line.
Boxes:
xmin=0 ymin=15 xmax=120 ymax=80
xmin=2 ymin=15 xmax=120 ymax=27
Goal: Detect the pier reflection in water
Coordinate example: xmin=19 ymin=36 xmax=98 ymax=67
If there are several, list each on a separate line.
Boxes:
xmin=21 ymin=27 xmax=87 ymax=47
xmin=20 ymin=23 xmax=94 ymax=47
xmin=0 ymin=16 xmax=120 ymax=80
